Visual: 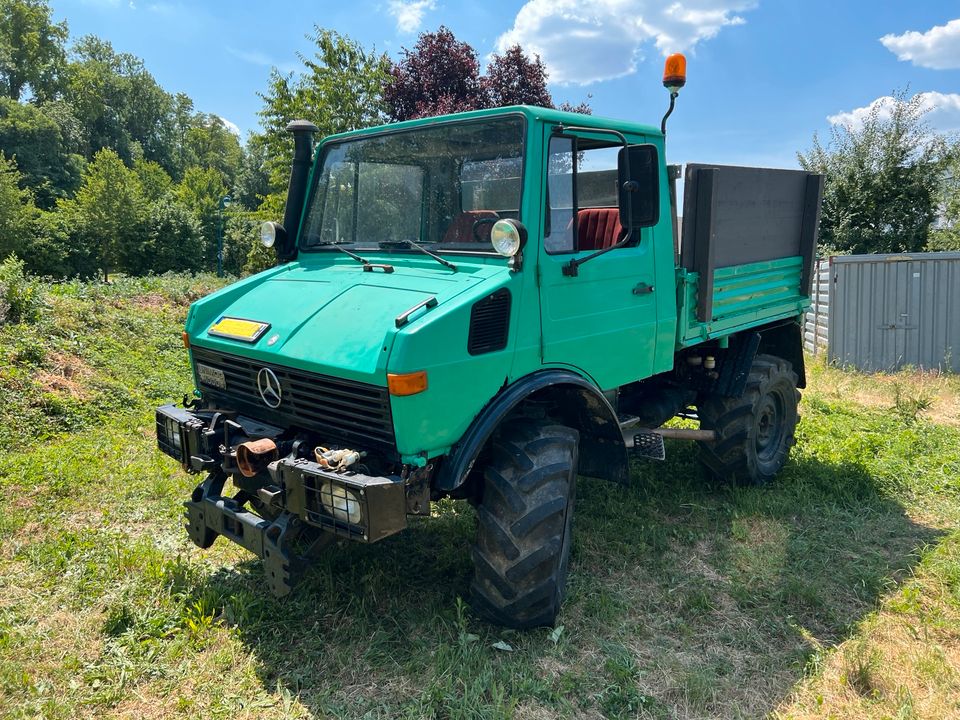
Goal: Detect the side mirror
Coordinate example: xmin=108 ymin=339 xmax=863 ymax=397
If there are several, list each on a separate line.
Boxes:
xmin=618 ymin=144 xmax=660 ymax=232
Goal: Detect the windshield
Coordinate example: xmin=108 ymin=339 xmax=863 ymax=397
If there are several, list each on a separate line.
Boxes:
xmin=300 ymin=117 xmax=524 ymax=253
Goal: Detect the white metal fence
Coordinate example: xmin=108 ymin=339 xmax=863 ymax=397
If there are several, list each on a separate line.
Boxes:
xmin=803 ymin=259 xmax=830 ymax=357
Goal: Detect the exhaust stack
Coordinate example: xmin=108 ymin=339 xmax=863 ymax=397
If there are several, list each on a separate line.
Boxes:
xmin=279 ymin=119 xmax=319 ymax=260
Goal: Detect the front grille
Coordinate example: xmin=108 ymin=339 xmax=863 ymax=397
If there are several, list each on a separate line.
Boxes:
xmin=190 ymin=347 xmax=396 ymax=453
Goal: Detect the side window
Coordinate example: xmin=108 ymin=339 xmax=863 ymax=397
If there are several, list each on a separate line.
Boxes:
xmin=544 ymin=136 xmax=630 ymax=255
xmin=545 ymin=136 xmax=575 ymax=254
xmin=578 ymin=146 xmax=619 ymax=208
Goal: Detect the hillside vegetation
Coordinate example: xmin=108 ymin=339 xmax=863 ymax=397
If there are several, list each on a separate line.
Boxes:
xmin=0 ymin=273 xmax=958 ymax=719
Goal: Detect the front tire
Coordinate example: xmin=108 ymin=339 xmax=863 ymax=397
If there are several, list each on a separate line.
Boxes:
xmin=697 ymin=354 xmax=800 ymax=485
xmin=470 ymin=420 xmax=579 ymax=629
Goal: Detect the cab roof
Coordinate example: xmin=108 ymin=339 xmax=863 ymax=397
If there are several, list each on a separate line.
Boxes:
xmin=320 ymin=105 xmax=662 ymax=145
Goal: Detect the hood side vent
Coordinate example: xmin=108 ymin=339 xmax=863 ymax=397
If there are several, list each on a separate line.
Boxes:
xmin=468 ymin=289 xmax=511 ymax=355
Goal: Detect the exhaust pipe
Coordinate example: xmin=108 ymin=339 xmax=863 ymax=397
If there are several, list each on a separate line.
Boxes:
xmin=278 ymin=119 xmax=319 ymax=261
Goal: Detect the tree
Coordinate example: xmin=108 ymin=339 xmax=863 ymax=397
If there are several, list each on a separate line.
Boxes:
xmin=29 ymin=206 xmax=97 ymax=278
xmin=134 ymin=158 xmax=172 ymax=202
xmin=65 ymin=36 xmax=177 ymax=173
xmin=383 ymin=28 xmax=590 ymax=121
xmin=384 ymin=26 xmax=484 ymax=121
xmin=176 ymin=165 xmax=228 ymax=268
xmin=484 ymin=45 xmax=552 ymax=108
xmin=62 ymin=148 xmax=147 ymax=280
xmin=234 ymin=136 xmax=270 ymax=210
xmin=183 ymin=114 xmax=243 ymax=187
xmin=137 ymin=196 xmax=202 ymax=275
xmin=255 ymin=28 xmax=390 ymax=194
xmin=0 ymin=154 xmax=37 ymax=259
xmin=0 ymin=0 xmax=68 ymax=101
xmin=0 ymin=97 xmax=84 ymax=207
xmin=798 ymin=90 xmax=948 ymax=254
xmin=928 ymin=148 xmax=960 ymax=251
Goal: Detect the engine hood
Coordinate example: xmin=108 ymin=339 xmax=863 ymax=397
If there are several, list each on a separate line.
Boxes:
xmin=186 ymin=258 xmax=509 ymax=384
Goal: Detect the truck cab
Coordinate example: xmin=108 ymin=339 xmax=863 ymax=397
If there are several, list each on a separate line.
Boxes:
xmin=157 ymin=100 xmax=821 ymax=629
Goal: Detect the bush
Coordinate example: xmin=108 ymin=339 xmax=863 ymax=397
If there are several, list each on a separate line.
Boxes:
xmin=0 ymin=255 xmax=43 ymax=324
xmin=926 ymin=230 xmax=960 ymax=252
xmin=24 ymin=208 xmax=99 ymax=279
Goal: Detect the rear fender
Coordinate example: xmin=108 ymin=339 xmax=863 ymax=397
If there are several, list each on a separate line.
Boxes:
xmin=717 ymin=319 xmax=807 ymax=398
xmin=433 ymin=370 xmax=629 ymax=493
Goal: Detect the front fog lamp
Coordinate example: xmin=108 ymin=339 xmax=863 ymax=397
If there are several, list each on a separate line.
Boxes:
xmin=260 ymin=221 xmax=285 ymax=249
xmin=319 ymin=480 xmax=362 ymax=524
xmin=490 ymin=219 xmax=526 ymax=257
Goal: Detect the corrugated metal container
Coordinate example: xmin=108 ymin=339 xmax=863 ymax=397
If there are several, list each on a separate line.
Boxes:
xmin=828 ymin=252 xmax=960 ymax=372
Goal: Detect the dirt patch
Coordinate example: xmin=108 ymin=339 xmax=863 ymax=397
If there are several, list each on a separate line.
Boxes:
xmin=105 ymin=691 xmax=179 ymax=720
xmin=35 ymin=351 xmax=94 ymax=399
xmin=130 ymin=293 xmax=170 ymax=311
xmin=808 ymin=364 xmax=960 ymax=428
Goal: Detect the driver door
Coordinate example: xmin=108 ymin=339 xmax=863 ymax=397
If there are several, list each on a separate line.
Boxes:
xmin=537 ymin=127 xmax=659 ymax=390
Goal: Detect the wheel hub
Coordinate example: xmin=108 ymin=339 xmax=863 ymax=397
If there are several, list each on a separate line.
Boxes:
xmin=755 ymin=391 xmax=785 ymax=461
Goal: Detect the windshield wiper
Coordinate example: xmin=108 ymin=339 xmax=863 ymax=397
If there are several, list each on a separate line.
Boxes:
xmin=379 ymin=240 xmax=457 ymax=272
xmin=328 ymin=242 xmax=370 ymax=267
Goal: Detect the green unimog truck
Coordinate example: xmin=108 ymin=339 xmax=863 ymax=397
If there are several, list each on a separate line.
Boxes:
xmin=156 ymin=63 xmax=822 ymax=628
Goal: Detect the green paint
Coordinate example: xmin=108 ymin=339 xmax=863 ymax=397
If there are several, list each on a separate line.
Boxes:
xmin=183 ymin=106 xmax=811 ymax=461
xmin=676 ymin=257 xmax=809 ymax=348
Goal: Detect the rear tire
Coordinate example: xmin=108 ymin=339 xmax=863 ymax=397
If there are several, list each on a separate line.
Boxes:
xmin=697 ymin=354 xmax=800 ymax=485
xmin=470 ymin=420 xmax=579 ymax=629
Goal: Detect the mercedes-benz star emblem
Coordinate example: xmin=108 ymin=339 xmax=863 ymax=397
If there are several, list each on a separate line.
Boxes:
xmin=256 ymin=367 xmax=282 ymax=408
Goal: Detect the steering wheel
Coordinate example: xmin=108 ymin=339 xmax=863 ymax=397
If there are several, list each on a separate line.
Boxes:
xmin=471 ymin=216 xmax=499 ymax=242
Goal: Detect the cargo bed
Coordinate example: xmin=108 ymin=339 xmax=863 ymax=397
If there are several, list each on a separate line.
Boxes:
xmin=672 ymin=163 xmax=823 ymax=348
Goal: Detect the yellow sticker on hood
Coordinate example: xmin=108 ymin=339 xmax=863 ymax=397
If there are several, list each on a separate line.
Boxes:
xmin=208 ymin=317 xmax=270 ymax=342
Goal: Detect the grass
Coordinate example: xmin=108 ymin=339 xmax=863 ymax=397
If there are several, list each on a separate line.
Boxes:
xmin=1 ymin=276 xmax=959 ymax=719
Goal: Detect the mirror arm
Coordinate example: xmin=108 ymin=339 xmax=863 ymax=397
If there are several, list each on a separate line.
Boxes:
xmin=562 ymin=229 xmax=635 ymax=277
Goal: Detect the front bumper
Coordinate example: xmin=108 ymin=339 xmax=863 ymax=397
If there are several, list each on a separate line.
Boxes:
xmin=157 ymin=404 xmax=409 ymax=595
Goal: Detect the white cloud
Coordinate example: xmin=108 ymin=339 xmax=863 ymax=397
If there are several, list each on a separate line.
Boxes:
xmin=218 ymin=116 xmax=241 ymax=137
xmin=880 ymin=18 xmax=960 ymax=70
xmin=827 ymin=92 xmax=960 ymax=134
xmin=226 ymin=46 xmax=273 ymax=67
xmin=225 ymin=46 xmax=298 ymax=75
xmin=495 ymin=0 xmax=755 ymax=85
xmin=388 ymin=0 xmax=436 ymax=34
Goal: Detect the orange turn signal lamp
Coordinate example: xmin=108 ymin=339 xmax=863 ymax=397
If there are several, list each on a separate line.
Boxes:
xmin=662 ymin=53 xmax=686 ymax=90
xmin=182 ymin=331 xmax=190 ymax=348
xmin=387 ymin=370 xmax=428 ymax=396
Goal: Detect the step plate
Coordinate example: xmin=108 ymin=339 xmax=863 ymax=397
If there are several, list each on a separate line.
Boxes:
xmin=632 ymin=431 xmax=666 ymax=461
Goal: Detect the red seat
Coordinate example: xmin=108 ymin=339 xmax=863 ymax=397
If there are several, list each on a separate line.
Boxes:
xmin=442 ymin=210 xmax=500 ymax=244
xmin=576 ymin=208 xmax=624 ymax=251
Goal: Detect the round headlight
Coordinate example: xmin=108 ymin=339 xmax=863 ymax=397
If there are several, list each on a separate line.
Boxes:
xmin=260 ymin=221 xmax=279 ymax=248
xmin=490 ymin=219 xmax=522 ymax=257
xmin=319 ymin=480 xmax=362 ymax=524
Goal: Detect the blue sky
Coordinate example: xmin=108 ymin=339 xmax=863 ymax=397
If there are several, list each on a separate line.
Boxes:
xmin=52 ymin=1 xmax=960 ymax=169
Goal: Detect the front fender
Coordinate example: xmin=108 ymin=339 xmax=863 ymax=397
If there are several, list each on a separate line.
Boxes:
xmin=434 ymin=369 xmax=629 ymax=493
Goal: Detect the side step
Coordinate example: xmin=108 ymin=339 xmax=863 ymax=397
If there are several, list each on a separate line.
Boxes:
xmin=627 ymin=431 xmax=666 ymax=461
xmin=624 ymin=427 xmax=718 ymax=462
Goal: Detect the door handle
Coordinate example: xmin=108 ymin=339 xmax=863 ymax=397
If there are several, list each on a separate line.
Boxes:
xmin=633 ymin=282 xmax=655 ymax=295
